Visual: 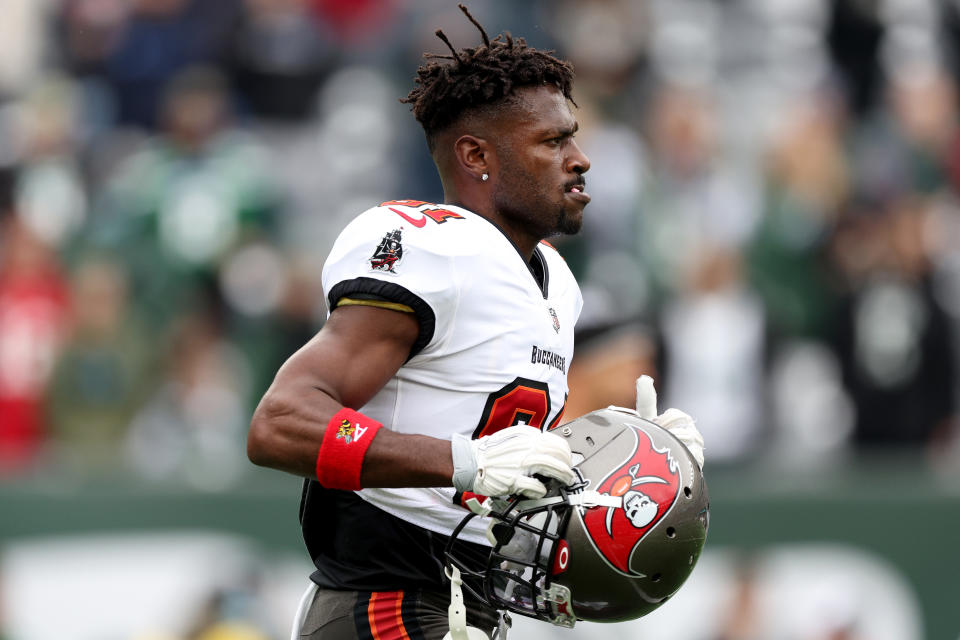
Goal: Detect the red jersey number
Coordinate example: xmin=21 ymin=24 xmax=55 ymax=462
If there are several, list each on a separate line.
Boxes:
xmin=473 ymin=378 xmax=552 ymax=439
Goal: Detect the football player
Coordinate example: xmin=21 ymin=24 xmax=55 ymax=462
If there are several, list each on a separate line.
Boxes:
xmin=247 ymin=6 xmax=703 ymax=639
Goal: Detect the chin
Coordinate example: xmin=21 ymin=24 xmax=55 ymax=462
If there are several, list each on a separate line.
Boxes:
xmin=556 ymin=209 xmax=584 ymax=235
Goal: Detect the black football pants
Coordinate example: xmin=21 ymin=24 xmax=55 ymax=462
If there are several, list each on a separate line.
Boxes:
xmin=295 ymin=583 xmax=500 ymax=640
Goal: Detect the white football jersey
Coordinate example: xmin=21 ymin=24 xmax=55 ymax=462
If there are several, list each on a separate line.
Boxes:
xmin=322 ymin=199 xmax=583 ymax=544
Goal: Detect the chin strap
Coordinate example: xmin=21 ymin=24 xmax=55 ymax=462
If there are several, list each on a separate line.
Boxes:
xmin=467 ymin=490 xmax=622 ymax=519
xmin=495 ymin=612 xmax=512 ymax=639
xmin=513 ymin=489 xmax=622 ymax=512
xmin=442 ymin=565 xmax=490 ymax=640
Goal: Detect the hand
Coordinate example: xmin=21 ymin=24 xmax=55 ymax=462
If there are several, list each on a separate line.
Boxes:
xmin=635 ymin=375 xmax=705 ymax=470
xmin=451 ymin=425 xmax=575 ymax=499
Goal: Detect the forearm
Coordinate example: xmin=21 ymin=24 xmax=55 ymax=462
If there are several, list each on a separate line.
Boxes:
xmin=247 ymin=382 xmax=454 ymax=486
xmin=361 ymin=429 xmax=454 ymax=487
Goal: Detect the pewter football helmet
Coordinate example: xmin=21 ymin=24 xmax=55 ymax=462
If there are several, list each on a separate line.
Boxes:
xmin=445 ymin=407 xmax=710 ymax=626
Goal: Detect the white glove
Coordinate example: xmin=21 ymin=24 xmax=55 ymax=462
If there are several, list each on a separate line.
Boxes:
xmin=450 ymin=425 xmax=575 ymax=499
xmin=635 ymin=375 xmax=705 ymax=470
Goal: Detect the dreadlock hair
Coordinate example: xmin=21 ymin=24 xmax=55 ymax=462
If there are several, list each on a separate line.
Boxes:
xmin=401 ymin=4 xmax=576 ymax=152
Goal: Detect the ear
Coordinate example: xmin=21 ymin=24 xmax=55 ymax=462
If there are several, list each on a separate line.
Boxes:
xmin=453 ymin=134 xmax=495 ymax=181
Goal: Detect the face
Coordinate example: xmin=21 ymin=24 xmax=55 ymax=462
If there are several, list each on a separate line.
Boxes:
xmin=623 ymin=491 xmax=658 ymax=529
xmin=490 ymin=86 xmax=591 ymax=241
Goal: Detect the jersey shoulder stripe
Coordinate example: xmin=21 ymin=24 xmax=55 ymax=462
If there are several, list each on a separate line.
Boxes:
xmin=327 ymin=277 xmax=436 ymax=359
xmin=336 ymin=297 xmax=415 ymax=314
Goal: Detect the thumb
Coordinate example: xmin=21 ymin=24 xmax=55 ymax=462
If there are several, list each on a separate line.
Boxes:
xmin=635 ymin=375 xmax=658 ymax=419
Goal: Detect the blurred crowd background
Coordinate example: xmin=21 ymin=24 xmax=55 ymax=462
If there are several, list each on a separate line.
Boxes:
xmin=0 ymin=0 xmax=958 ymax=639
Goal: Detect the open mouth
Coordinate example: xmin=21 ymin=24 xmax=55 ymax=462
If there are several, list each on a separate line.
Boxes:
xmin=565 ymin=181 xmax=591 ymax=203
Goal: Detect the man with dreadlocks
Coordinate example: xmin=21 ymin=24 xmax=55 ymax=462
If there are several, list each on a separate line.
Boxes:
xmin=247 ymin=5 xmax=700 ymax=639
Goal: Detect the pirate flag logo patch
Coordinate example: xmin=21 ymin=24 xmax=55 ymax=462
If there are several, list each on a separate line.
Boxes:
xmin=369 ymin=228 xmax=404 ymax=273
xmin=335 ymin=418 xmax=371 ymax=444
xmin=335 ymin=419 xmax=356 ymax=443
xmin=581 ymin=426 xmax=681 ymax=575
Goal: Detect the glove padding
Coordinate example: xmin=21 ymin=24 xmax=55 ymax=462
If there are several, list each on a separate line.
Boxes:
xmin=635 ymin=375 xmax=705 ymax=470
xmin=451 ymin=425 xmax=575 ymax=499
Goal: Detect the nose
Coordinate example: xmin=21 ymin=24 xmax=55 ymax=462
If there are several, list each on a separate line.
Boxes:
xmin=568 ymin=140 xmax=590 ymax=175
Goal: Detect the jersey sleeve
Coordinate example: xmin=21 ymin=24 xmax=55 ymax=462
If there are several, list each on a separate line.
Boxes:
xmin=321 ymin=204 xmax=460 ymax=359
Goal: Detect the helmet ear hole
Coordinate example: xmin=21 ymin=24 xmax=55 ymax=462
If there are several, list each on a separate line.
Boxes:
xmin=683 ymin=486 xmax=692 ymax=498
xmin=651 ymin=573 xmax=662 ymax=582
xmin=665 ymin=527 xmax=676 ymax=538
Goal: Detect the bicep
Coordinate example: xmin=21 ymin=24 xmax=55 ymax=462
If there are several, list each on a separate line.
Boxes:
xmin=278 ymin=303 xmax=420 ymax=410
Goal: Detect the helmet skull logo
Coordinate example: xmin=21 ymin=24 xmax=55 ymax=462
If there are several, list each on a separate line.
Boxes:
xmin=582 ymin=428 xmax=681 ymax=575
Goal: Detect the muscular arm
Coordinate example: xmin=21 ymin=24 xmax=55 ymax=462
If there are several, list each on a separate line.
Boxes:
xmin=247 ymin=304 xmax=454 ymax=487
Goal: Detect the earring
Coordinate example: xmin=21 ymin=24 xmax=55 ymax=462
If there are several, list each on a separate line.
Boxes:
xmin=481 ymin=173 xmax=489 ymax=181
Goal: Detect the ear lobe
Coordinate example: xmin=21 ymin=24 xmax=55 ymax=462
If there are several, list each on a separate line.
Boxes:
xmin=454 ymin=134 xmax=491 ymax=178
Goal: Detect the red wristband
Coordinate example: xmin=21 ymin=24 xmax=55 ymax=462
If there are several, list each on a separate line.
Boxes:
xmin=316 ymin=408 xmax=383 ymax=490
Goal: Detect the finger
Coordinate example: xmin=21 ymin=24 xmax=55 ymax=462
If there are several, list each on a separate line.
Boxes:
xmin=670 ymin=429 xmax=704 ymax=449
xmin=689 ymin=445 xmax=705 ymax=470
xmin=672 ymin=425 xmax=704 ymax=447
xmin=537 ymin=432 xmax=572 ymax=457
xmin=635 ymin=375 xmax=658 ymax=419
xmin=523 ymin=454 xmax=575 ymax=483
xmin=657 ymin=408 xmax=695 ymax=431
xmin=528 ymin=465 xmax=576 ymax=487
xmin=513 ymin=476 xmax=547 ymax=498
xmin=681 ymin=442 xmax=705 ymax=470
xmin=525 ymin=435 xmax=572 ymax=465
xmin=484 ymin=424 xmax=538 ymax=446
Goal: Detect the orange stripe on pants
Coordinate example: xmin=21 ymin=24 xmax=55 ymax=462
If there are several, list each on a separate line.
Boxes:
xmin=368 ymin=591 xmax=410 ymax=640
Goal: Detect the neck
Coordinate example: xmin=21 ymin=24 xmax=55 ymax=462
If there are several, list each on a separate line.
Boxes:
xmin=444 ymin=189 xmax=539 ymax=262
